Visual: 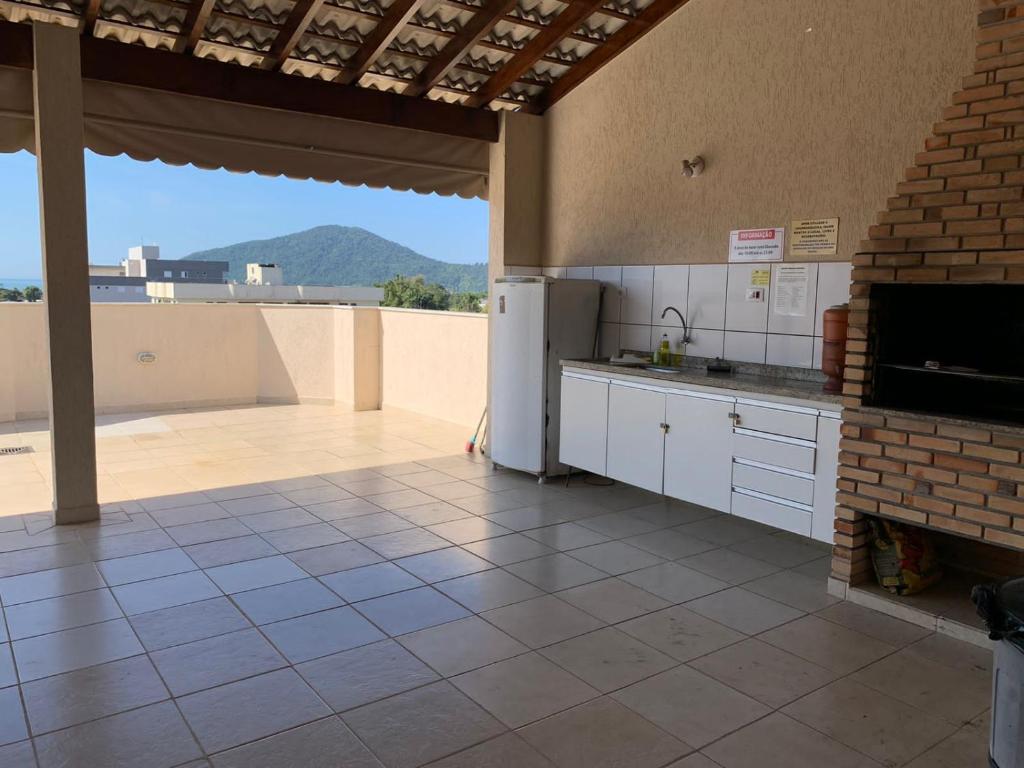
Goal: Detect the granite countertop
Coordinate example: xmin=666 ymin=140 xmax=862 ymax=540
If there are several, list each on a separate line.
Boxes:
xmin=561 ymin=357 xmax=843 ymax=406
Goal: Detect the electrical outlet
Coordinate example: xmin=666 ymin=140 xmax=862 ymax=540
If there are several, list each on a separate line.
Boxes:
xmin=745 ymin=288 xmax=764 ymax=302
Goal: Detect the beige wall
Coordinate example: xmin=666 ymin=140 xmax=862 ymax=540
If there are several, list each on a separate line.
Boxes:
xmin=0 ymin=303 xmax=485 ymax=427
xmin=543 ymin=0 xmax=977 ymax=266
xmin=92 ymin=304 xmax=259 ymax=412
xmin=257 ymin=306 xmax=335 ymax=405
xmin=379 ymin=308 xmax=488 ymax=428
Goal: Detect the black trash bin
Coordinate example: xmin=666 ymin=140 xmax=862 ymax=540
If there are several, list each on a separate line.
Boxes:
xmin=972 ymin=578 xmax=1024 ymax=768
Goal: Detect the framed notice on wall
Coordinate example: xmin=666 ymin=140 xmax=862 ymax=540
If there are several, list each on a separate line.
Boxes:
xmin=790 ymin=218 xmax=839 ymax=257
xmin=728 ymin=228 xmax=785 ymax=262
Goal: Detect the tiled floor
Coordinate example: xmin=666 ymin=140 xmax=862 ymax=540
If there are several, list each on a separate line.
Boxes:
xmin=0 ymin=405 xmax=993 ymax=767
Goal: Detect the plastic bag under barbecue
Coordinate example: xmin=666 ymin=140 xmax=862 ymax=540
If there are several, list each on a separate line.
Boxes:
xmin=868 ymin=519 xmax=943 ymax=595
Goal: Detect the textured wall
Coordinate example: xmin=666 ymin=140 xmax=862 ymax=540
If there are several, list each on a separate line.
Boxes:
xmin=544 ymin=0 xmax=977 ymax=266
xmin=0 ymin=304 xmax=485 ymax=424
xmin=380 ymin=308 xmax=488 ymax=427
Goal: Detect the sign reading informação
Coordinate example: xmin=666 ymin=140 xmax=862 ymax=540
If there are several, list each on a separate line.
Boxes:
xmin=728 ymin=228 xmax=785 ymax=263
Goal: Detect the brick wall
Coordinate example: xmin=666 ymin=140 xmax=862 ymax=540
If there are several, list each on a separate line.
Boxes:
xmin=833 ymin=0 xmax=1024 ymax=585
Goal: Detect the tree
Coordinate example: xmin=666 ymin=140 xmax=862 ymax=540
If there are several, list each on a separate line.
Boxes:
xmin=22 ymin=286 xmax=42 ymax=302
xmin=0 ymin=287 xmax=23 ymax=302
xmin=378 ymin=275 xmax=450 ymax=311
xmin=450 ymin=291 xmax=486 ymax=313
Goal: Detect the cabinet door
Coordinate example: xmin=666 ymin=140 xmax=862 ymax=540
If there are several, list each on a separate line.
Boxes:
xmin=606 ymin=384 xmax=666 ymax=493
xmin=663 ymin=393 xmax=734 ymax=513
xmin=559 ymin=375 xmax=609 ymax=476
xmin=812 ymin=415 xmax=841 ymax=543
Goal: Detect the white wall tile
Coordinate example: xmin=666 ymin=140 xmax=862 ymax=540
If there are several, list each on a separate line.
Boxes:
xmin=652 ymin=265 xmax=689 ymax=327
xmin=724 ymin=331 xmax=767 ymax=364
xmin=766 ymin=334 xmax=814 ymax=368
xmin=566 ymin=266 xmax=594 ymax=280
xmin=542 ymin=267 xmax=566 ymax=279
xmin=814 ymin=262 xmax=853 ymax=336
xmin=620 ymin=323 xmax=653 ymax=353
xmin=812 ymin=336 xmax=823 ymax=369
xmin=593 ymin=266 xmax=622 ymax=322
xmin=725 ymin=263 xmax=771 ymax=333
xmin=599 ymin=322 xmax=621 ymax=358
xmin=620 ymin=266 xmax=655 ymax=325
xmin=768 ymin=263 xmax=818 ymax=336
xmin=687 ymin=264 xmax=727 ymax=330
xmin=504 ymin=266 xmax=542 ymax=276
xmin=685 ymin=328 xmax=725 ymax=359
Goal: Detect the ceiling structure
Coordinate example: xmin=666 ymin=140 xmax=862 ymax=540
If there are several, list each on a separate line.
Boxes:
xmin=0 ymin=0 xmax=690 ymax=116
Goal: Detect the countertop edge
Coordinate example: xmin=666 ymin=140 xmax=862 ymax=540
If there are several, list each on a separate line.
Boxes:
xmin=561 ymin=360 xmax=843 ymax=409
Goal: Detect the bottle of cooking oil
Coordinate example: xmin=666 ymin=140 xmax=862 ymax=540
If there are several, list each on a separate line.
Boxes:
xmin=656 ymin=333 xmax=671 ymax=366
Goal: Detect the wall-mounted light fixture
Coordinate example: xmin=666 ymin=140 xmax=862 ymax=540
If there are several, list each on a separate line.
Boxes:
xmin=681 ymin=156 xmax=705 ymax=178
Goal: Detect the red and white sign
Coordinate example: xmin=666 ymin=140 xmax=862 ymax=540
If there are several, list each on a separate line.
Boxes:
xmin=728 ymin=227 xmax=785 ymax=263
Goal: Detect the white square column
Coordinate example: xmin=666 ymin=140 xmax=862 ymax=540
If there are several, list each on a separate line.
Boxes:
xmin=33 ymin=22 xmax=99 ymax=524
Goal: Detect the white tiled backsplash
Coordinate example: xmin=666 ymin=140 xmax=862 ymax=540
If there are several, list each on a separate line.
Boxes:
xmin=507 ymin=262 xmax=853 ymax=370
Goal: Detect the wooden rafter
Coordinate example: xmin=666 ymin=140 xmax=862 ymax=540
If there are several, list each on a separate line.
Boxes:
xmin=176 ymin=0 xmax=216 ymax=54
xmin=81 ymin=0 xmax=101 ymax=35
xmin=534 ymin=0 xmax=691 ymax=111
xmin=335 ymin=0 xmax=426 ymax=86
xmin=259 ymin=0 xmax=325 ymax=71
xmin=0 ymin=22 xmax=499 ymax=141
xmin=403 ymin=0 xmax=517 ymax=98
xmin=464 ymin=0 xmax=607 ymax=108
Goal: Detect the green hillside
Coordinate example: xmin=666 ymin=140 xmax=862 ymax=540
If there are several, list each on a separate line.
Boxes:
xmin=183 ymin=225 xmax=487 ymax=292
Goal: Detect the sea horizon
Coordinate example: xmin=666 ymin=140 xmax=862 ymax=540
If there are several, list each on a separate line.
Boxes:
xmin=0 ymin=278 xmax=43 ymax=290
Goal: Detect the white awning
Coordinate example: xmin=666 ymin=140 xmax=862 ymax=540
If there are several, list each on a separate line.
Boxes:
xmin=0 ymin=65 xmax=489 ymax=199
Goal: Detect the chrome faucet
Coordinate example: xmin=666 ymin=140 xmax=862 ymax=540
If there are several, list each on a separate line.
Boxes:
xmin=661 ymin=306 xmax=691 ymax=344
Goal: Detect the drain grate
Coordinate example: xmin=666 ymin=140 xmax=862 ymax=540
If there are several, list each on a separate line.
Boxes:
xmin=0 ymin=446 xmax=31 ymax=456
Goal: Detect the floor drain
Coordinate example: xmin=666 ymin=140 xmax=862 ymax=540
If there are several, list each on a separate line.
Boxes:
xmin=0 ymin=446 xmax=31 ymax=456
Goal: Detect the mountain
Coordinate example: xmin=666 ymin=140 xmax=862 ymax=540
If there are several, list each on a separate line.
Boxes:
xmin=183 ymin=225 xmax=487 ymax=293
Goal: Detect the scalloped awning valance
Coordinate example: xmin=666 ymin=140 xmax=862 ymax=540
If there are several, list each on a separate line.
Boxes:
xmin=0 ymin=65 xmax=489 ymax=199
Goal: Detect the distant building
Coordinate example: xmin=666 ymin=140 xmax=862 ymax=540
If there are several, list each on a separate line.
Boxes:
xmin=89 ymin=246 xmax=229 ymax=303
xmin=246 ymin=263 xmax=284 ymax=286
xmin=148 ymin=263 xmax=383 ymax=306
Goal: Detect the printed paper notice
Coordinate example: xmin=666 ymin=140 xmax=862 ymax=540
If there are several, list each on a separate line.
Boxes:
xmin=773 ymin=264 xmax=810 ymax=317
xmin=750 ymin=268 xmax=770 ymax=287
xmin=729 ymin=228 xmax=785 ymax=262
xmin=791 ymin=218 xmax=839 ymax=257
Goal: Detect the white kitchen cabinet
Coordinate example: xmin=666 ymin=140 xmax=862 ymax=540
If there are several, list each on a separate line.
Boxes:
xmin=663 ymin=392 xmax=733 ymax=512
xmin=812 ymin=415 xmax=841 ymax=542
xmin=559 ymin=374 xmax=610 ymax=476
xmin=606 ymin=384 xmax=666 ymax=493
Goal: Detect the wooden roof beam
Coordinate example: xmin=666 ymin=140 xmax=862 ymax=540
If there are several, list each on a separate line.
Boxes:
xmin=464 ymin=0 xmax=607 ymax=108
xmin=534 ymin=0 xmax=692 ymax=111
xmin=259 ymin=0 xmax=326 ymax=71
xmin=335 ymin=0 xmax=426 ymax=86
xmin=403 ymin=0 xmax=518 ymax=98
xmin=82 ymin=0 xmax=101 ymax=35
xmin=177 ymin=0 xmax=216 ymax=54
xmin=0 ymin=21 xmax=500 ymax=142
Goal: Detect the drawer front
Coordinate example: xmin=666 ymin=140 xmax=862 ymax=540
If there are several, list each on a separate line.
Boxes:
xmin=733 ymin=433 xmax=816 ymax=474
xmin=732 ymin=463 xmax=814 ymax=506
xmin=731 ymin=491 xmax=812 ymax=537
xmin=733 ymin=403 xmax=818 ymax=441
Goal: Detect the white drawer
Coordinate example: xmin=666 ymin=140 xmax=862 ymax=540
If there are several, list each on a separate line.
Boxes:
xmin=731 ymin=490 xmax=812 ymax=537
xmin=732 ymin=463 xmax=814 ymax=506
xmin=732 ymin=433 xmax=816 ymax=474
xmin=733 ymin=403 xmax=818 ymax=441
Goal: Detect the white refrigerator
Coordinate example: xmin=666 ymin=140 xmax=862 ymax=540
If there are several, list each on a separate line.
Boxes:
xmin=490 ymin=276 xmax=601 ymax=479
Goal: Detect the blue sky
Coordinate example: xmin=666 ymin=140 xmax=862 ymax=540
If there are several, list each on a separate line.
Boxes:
xmin=0 ymin=151 xmax=489 ymax=279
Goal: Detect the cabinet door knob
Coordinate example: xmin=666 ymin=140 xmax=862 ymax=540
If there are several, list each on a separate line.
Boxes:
xmin=727 ymin=412 xmax=740 ymax=424
xmin=659 ymin=422 xmax=670 ymax=434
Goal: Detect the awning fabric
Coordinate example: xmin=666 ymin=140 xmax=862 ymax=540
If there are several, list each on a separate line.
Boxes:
xmin=0 ymin=65 xmax=489 ymax=199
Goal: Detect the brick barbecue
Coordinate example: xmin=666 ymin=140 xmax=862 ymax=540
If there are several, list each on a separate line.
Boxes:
xmin=832 ymin=0 xmax=1024 ymax=587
